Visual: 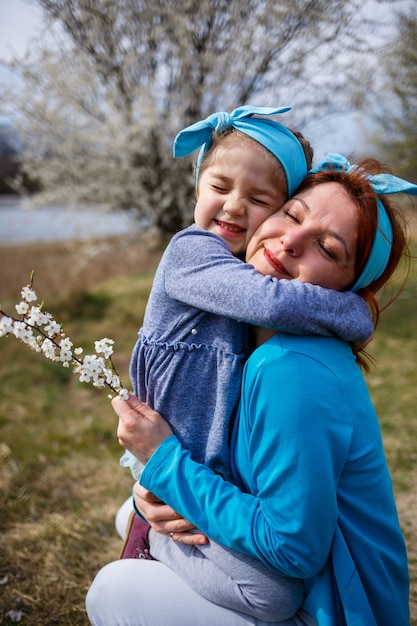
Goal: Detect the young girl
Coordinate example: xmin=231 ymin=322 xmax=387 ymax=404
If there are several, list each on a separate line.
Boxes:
xmin=115 ymin=107 xmax=373 ymax=622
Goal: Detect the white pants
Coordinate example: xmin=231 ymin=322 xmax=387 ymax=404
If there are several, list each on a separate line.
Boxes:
xmin=86 ymin=559 xmax=316 ymax=626
xmin=86 ymin=499 xmax=316 ymax=626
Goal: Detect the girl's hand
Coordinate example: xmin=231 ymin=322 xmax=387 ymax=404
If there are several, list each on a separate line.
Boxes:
xmin=114 ymin=394 xmax=173 ymax=464
xmin=134 ymin=483 xmax=208 ymax=546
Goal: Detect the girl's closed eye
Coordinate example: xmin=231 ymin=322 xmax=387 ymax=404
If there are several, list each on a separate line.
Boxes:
xmin=211 ymin=183 xmax=228 ymax=193
xmin=251 ymin=197 xmax=269 ymax=206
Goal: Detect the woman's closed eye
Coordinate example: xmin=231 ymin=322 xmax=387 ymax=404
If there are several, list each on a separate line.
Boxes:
xmin=319 ymin=241 xmax=338 ymax=260
xmin=283 ymin=209 xmax=300 ymax=223
xmin=283 ymin=208 xmax=343 ymax=262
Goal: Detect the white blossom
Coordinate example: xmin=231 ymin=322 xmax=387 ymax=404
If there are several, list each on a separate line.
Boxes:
xmin=41 ymin=312 xmax=53 ymax=323
xmin=26 ymin=306 xmax=49 ymax=326
xmin=28 ymin=337 xmax=42 ymax=352
xmin=60 ymin=337 xmax=73 ymax=351
xmin=0 ymin=316 xmax=14 ymax=336
xmin=59 ymin=349 xmax=73 ymax=362
xmin=21 ymin=286 xmax=37 ymax=302
xmin=41 ymin=338 xmax=59 ymax=361
xmin=13 ymin=321 xmax=32 ymax=342
xmin=77 ymin=369 xmax=91 ymax=384
xmin=95 ymin=338 xmax=114 ymax=358
xmin=106 ymin=373 xmax=120 ymax=388
xmin=15 ymin=301 xmax=29 ymax=315
xmin=118 ymin=388 xmax=129 ymax=401
xmin=44 ymin=320 xmax=61 ymax=337
xmin=82 ymin=355 xmax=102 ymax=376
xmin=0 ymin=280 xmax=129 ymax=400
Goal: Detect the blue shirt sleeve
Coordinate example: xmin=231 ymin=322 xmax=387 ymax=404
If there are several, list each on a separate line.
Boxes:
xmin=163 ymin=227 xmax=373 ymax=342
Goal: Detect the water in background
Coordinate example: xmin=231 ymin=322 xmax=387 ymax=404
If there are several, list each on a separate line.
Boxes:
xmin=0 ymin=196 xmax=144 ymax=244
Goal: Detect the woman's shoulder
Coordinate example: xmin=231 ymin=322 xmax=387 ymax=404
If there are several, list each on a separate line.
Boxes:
xmin=250 ymin=334 xmax=356 ymax=378
xmin=262 ymin=332 xmax=351 ymax=354
xmin=244 ymin=335 xmax=364 ymax=421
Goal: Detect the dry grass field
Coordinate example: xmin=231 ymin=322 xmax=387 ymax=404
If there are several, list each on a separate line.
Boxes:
xmin=0 ymin=213 xmax=416 ymax=625
xmin=0 ymin=233 xmax=163 ymax=300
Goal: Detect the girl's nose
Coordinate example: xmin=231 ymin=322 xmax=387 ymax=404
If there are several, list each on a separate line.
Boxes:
xmin=223 ymin=193 xmax=245 ymax=216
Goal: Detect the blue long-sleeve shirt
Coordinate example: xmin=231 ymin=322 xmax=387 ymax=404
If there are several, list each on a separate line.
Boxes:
xmin=122 ymin=226 xmax=373 ymax=480
xmin=141 ymin=334 xmax=409 ymax=625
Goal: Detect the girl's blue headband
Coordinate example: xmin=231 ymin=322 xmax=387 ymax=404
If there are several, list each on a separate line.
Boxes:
xmin=310 ymin=153 xmax=417 ymax=292
xmin=173 ymin=105 xmax=308 ymax=197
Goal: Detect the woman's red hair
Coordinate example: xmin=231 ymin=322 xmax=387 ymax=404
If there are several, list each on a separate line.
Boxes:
xmin=297 ymin=158 xmax=410 ymax=369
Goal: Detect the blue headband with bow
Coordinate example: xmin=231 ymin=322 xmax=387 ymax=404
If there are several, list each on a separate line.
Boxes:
xmin=310 ymin=153 xmax=417 ymax=292
xmin=173 ymin=105 xmax=308 ymax=197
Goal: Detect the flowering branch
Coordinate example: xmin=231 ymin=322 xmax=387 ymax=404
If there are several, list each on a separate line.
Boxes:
xmin=0 ymin=273 xmax=129 ymax=400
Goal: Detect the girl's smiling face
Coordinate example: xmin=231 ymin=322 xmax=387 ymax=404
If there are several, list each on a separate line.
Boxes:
xmin=194 ymin=134 xmax=287 ymax=255
xmin=245 ymin=182 xmax=359 ymax=291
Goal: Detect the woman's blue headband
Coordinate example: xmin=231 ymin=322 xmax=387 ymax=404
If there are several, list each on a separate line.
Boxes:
xmin=173 ymin=105 xmax=308 ymax=197
xmin=310 ymin=153 xmax=417 ymax=292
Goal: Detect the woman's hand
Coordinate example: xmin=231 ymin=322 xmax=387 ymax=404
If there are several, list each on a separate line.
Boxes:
xmin=134 ymin=484 xmax=208 ymax=545
xmin=113 ymin=394 xmax=173 ymax=465
xmin=114 ymin=394 xmax=208 ymax=544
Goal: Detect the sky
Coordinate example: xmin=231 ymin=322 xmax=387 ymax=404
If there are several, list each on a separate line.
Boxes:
xmin=0 ymin=0 xmax=44 ymax=61
xmin=0 ymin=0 xmax=404 ymax=160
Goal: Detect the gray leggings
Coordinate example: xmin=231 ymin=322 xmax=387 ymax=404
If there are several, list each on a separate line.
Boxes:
xmin=150 ymin=530 xmax=304 ymax=622
xmin=115 ymin=497 xmax=307 ymax=623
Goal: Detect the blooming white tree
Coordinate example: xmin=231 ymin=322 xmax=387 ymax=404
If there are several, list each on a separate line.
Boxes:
xmin=0 ymin=0 xmax=397 ymax=235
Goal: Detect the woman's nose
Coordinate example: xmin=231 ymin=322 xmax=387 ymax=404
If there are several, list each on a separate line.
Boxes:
xmin=280 ymin=230 xmax=304 ymax=255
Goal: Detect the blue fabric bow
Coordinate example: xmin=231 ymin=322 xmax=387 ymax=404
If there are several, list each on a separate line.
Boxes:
xmin=173 ymin=106 xmax=308 ymax=196
xmin=310 ymin=154 xmax=417 ymax=291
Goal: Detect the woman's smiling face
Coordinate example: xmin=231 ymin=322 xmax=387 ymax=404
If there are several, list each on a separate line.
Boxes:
xmin=245 ymin=182 xmax=359 ymax=291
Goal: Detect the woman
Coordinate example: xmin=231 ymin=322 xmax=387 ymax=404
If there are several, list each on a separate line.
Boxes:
xmin=87 ymin=154 xmax=414 ymax=625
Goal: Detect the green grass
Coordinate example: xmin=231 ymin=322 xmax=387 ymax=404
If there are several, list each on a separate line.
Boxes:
xmin=366 ymin=252 xmax=417 ymax=491
xmin=0 ymin=269 xmax=155 ymax=625
xmin=0 ymin=247 xmax=416 ymax=624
